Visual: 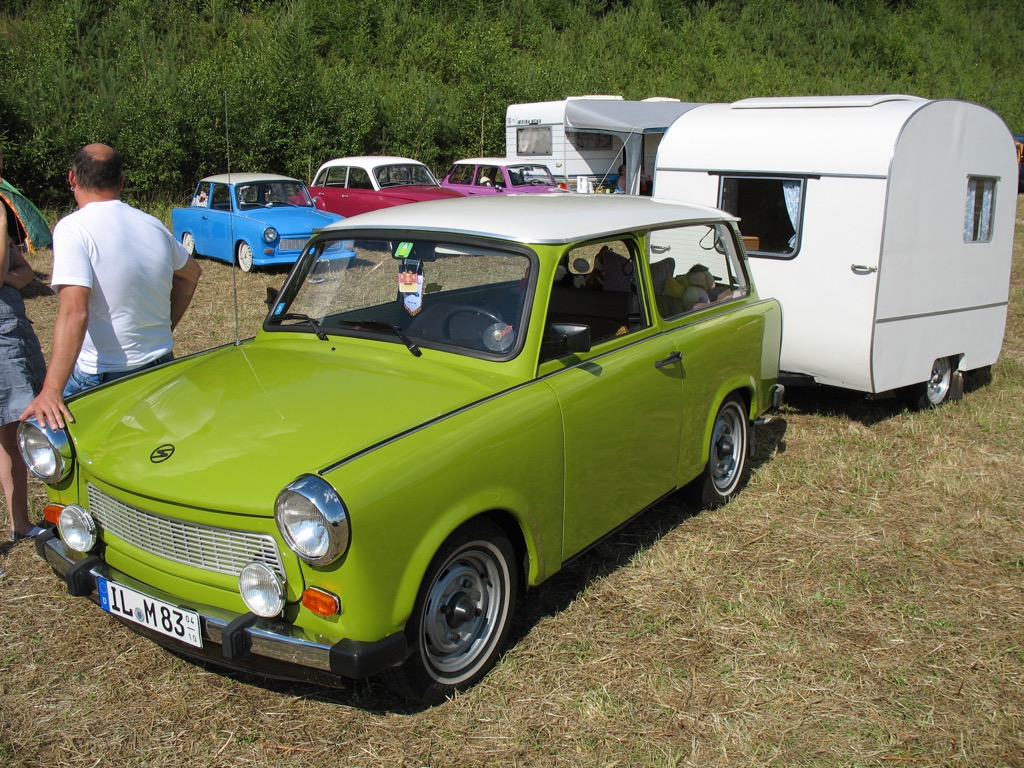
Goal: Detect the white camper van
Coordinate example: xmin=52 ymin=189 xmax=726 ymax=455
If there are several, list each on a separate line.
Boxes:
xmin=655 ymin=95 xmax=1018 ymax=405
xmin=506 ymin=96 xmax=701 ymax=194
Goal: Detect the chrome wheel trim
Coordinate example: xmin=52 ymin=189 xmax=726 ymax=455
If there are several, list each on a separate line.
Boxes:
xmin=419 ymin=542 xmax=509 ymax=683
xmin=710 ymin=400 xmax=747 ymax=496
xmin=925 ymin=357 xmax=952 ymax=406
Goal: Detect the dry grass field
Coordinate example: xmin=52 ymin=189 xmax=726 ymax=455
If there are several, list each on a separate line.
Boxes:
xmin=1 ymin=203 xmax=1022 ymax=767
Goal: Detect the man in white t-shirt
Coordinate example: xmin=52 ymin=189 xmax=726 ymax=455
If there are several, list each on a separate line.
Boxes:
xmin=21 ymin=143 xmax=201 ymax=430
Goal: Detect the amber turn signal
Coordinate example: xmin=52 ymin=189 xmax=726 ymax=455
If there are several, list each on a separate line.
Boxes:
xmin=301 ymin=587 xmax=341 ymax=617
xmin=43 ymin=504 xmax=65 ymax=525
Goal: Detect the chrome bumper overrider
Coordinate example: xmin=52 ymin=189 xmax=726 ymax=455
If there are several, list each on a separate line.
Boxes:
xmin=36 ymin=529 xmax=406 ymax=683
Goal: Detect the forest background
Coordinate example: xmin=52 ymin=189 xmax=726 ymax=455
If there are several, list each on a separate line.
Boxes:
xmin=1 ymin=0 xmax=1022 ymax=213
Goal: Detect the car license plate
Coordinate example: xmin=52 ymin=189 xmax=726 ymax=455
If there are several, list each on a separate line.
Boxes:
xmin=97 ymin=576 xmax=203 ymax=648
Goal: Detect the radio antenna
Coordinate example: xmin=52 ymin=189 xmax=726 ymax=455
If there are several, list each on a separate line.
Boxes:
xmin=224 ymin=90 xmax=241 ymax=345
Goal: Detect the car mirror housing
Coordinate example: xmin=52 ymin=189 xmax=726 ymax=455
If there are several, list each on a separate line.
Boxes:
xmin=544 ymin=323 xmax=591 ymax=356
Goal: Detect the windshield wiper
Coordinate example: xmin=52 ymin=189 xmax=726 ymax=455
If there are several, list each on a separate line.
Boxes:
xmin=271 ymin=312 xmax=329 ymax=341
xmin=337 ymin=320 xmax=422 ymax=357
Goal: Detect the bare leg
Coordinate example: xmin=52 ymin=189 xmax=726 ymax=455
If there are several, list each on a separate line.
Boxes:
xmin=0 ymin=422 xmax=33 ymax=537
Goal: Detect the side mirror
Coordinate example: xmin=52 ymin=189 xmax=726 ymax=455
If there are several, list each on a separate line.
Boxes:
xmin=543 ymin=323 xmax=591 ymax=356
xmin=265 ymin=287 xmax=279 ymax=310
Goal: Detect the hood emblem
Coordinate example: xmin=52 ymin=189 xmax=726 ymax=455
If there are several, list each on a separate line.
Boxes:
xmin=150 ymin=444 xmax=175 ymax=463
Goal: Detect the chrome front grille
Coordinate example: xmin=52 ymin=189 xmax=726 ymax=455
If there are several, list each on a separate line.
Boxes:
xmin=278 ymin=237 xmax=307 ymax=251
xmin=87 ymin=484 xmax=285 ymax=578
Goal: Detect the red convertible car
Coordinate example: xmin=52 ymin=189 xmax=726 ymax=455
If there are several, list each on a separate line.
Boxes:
xmin=308 ymin=156 xmax=462 ymax=217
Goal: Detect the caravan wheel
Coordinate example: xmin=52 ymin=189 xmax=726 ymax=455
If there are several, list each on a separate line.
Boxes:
xmin=912 ymin=356 xmax=963 ymax=408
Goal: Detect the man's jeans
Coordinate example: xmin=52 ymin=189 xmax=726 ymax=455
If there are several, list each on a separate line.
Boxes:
xmin=63 ymin=352 xmax=174 ymax=398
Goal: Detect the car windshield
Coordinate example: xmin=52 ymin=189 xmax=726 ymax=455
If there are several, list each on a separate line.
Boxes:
xmin=270 ymin=236 xmax=532 ymax=357
xmin=374 ymin=164 xmax=438 ymax=188
xmin=507 ymin=165 xmax=556 ymax=188
xmin=236 ymin=181 xmax=313 ymax=210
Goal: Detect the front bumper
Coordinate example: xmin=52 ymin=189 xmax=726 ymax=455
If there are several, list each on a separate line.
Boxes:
xmin=36 ymin=528 xmax=407 ymax=685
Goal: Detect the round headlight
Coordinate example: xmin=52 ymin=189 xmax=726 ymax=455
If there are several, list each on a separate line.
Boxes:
xmin=17 ymin=419 xmax=73 ymax=483
xmin=275 ymin=475 xmax=349 ymax=566
xmin=239 ymin=562 xmax=285 ymax=617
xmin=58 ymin=505 xmax=97 ymax=553
xmin=262 ymin=227 xmax=278 ymax=243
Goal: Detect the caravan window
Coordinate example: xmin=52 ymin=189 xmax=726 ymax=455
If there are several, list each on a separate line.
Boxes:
xmin=719 ymin=177 xmax=805 ymax=259
xmin=963 ymin=177 xmax=996 ymax=243
xmin=566 ymin=131 xmax=616 ymax=151
xmin=517 ymin=126 xmax=552 ymax=156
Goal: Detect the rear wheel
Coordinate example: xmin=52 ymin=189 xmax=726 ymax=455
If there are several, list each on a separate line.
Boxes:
xmin=684 ymin=395 xmax=749 ymax=508
xmin=382 ymin=519 xmax=518 ymax=704
xmin=181 ymin=232 xmax=196 ymax=257
xmin=236 ymin=242 xmax=254 ymax=272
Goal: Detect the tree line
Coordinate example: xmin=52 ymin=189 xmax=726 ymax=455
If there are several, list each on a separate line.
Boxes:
xmin=1 ymin=0 xmax=1020 ymax=212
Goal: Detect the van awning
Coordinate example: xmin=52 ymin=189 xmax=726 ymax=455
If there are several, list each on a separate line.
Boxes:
xmin=564 ymin=100 xmax=703 ymax=193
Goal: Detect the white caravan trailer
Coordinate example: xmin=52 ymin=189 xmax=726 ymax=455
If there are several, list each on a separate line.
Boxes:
xmin=506 ymin=96 xmax=702 ymax=194
xmin=654 ymin=95 xmax=1018 ymax=405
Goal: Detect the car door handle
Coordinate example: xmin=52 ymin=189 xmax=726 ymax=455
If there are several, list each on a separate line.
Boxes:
xmin=655 ymin=351 xmax=682 ymax=369
xmin=651 ymin=244 xmax=670 ymax=254
xmin=851 ymin=264 xmax=877 ymax=274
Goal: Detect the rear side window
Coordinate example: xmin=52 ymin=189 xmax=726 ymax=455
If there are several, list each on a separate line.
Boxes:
xmin=720 ymin=176 xmax=805 ymax=258
xmin=648 ymin=223 xmax=749 ymax=319
xmin=447 ymin=165 xmax=475 ymax=185
xmin=963 ymin=176 xmax=996 ymax=243
xmin=211 ymin=184 xmax=231 ymax=211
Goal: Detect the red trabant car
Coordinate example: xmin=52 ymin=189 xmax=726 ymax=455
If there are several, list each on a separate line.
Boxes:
xmin=308 ymin=156 xmax=462 ymax=217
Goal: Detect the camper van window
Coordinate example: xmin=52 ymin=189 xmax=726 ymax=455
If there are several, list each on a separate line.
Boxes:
xmin=647 ymin=223 xmax=749 ymax=320
xmin=719 ymin=176 xmax=805 ymax=259
xmin=517 ymin=126 xmax=552 ymax=156
xmin=565 ymin=131 xmax=616 ymax=151
xmin=963 ymin=177 xmax=996 ymax=243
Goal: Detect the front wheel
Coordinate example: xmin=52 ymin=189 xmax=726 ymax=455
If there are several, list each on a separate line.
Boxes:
xmin=684 ymin=395 xmax=750 ymax=508
xmin=382 ymin=520 xmax=518 ymax=704
xmin=236 ymin=242 xmax=254 ymax=272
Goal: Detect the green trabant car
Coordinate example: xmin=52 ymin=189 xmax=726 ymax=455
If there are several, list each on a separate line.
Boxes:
xmin=20 ymin=194 xmax=783 ymax=703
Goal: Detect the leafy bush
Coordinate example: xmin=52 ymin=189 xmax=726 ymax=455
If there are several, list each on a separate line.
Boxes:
xmin=0 ymin=0 xmax=1020 ymax=205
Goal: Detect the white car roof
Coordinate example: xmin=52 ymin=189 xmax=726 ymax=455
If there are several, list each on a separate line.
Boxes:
xmin=314 ymin=156 xmax=428 ymax=173
xmin=319 ymin=194 xmax=735 ymax=245
xmin=449 ymin=157 xmax=535 ymax=167
xmin=199 ymin=173 xmax=301 ymax=185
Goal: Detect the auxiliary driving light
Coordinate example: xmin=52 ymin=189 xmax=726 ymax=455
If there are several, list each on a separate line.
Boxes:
xmin=239 ymin=562 xmax=286 ymax=617
xmin=58 ymin=505 xmax=97 ymax=553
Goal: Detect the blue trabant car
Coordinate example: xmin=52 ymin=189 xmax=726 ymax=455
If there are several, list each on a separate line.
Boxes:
xmin=172 ymin=173 xmax=351 ymax=271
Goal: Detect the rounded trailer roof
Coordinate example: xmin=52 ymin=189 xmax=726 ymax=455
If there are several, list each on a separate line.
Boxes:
xmin=658 ymin=95 xmax=932 ymax=177
xmin=319 ymin=194 xmax=735 ymax=245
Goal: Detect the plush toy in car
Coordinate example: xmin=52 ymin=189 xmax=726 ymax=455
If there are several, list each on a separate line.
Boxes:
xmin=663 ymin=264 xmax=715 ymax=308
